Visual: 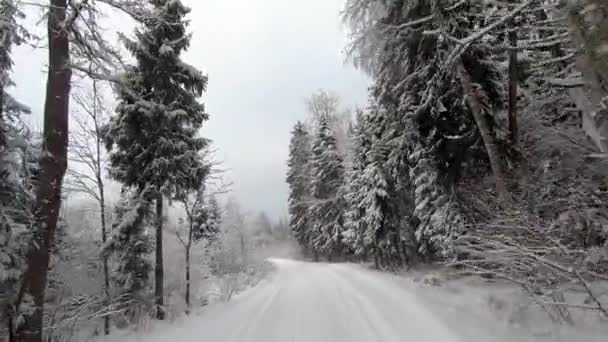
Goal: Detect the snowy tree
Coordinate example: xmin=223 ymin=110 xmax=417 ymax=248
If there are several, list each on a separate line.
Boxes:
xmin=103 ymin=191 xmax=152 ymax=323
xmin=251 ymin=211 xmax=273 ymax=248
xmin=205 ymin=195 xmax=222 ymax=239
xmin=343 ymin=107 xmax=410 ymax=267
xmin=105 ymin=0 xmax=209 ymax=320
xmin=216 ymin=198 xmax=248 ymax=271
xmin=342 ymin=111 xmax=371 ymax=257
xmin=13 ymin=0 xmax=144 ymax=338
xmin=0 ymin=0 xmax=28 ymax=135
xmin=305 ymin=89 xmax=351 ymax=154
xmin=0 ymin=0 xmax=33 ymax=335
xmin=342 ymin=0 xmax=512 ymax=256
xmin=309 ymin=114 xmax=346 ymax=260
xmin=192 ymin=195 xmax=221 ymax=243
xmin=286 ymin=121 xmax=313 ymax=254
xmin=177 ymin=186 xmax=220 ymax=313
xmin=65 ymin=79 xmax=113 ymax=334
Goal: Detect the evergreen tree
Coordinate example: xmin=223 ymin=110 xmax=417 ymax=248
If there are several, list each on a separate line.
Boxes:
xmin=309 ymin=114 xmax=346 ymax=260
xmin=286 ymin=121 xmax=313 ymax=254
xmin=408 ymin=133 xmax=463 ymax=257
xmin=0 ymin=0 xmax=28 ymax=143
xmin=0 ymin=0 xmax=31 ymax=328
xmin=342 ymin=111 xmax=372 ymax=257
xmin=342 ymin=0 xmax=508 ymax=257
xmin=191 ymin=194 xmax=221 ymax=242
xmin=343 ymin=107 xmax=407 ymax=267
xmin=203 ymin=195 xmax=221 ymax=242
xmin=104 ymin=192 xmax=152 ymax=322
xmin=105 ymin=0 xmax=209 ymax=319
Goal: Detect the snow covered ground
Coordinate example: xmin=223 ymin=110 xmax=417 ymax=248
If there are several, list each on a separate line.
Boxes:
xmin=101 ymin=259 xmax=607 ymax=342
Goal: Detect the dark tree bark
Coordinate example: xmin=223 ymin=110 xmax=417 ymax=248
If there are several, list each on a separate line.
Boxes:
xmin=13 ymin=0 xmax=71 ymax=340
xmin=100 ymin=182 xmax=110 ymax=334
xmin=185 ymin=247 xmax=191 ymax=312
xmin=373 ymin=251 xmax=379 ymax=269
xmin=0 ymin=89 xmax=5 ymax=148
xmin=458 ymin=60 xmax=508 ymax=197
xmin=390 ymin=229 xmax=403 ymax=267
xmin=93 ymin=80 xmax=110 ymax=335
xmin=184 ymin=216 xmax=193 ymax=314
xmin=239 ymin=232 xmax=246 ymax=264
xmin=155 ymin=194 xmax=165 ymax=320
xmin=508 ymin=25 xmax=518 ymax=144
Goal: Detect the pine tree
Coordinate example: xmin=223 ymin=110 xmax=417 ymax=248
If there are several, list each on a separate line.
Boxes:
xmin=343 ymin=107 xmax=408 ymax=267
xmin=342 ymin=111 xmax=371 ymax=257
xmin=342 ymin=0 xmax=510 ymax=257
xmin=205 ymin=195 xmax=222 ymax=241
xmin=191 ymin=194 xmax=221 ymax=242
xmin=0 ymin=0 xmax=28 ymax=142
xmin=105 ymin=0 xmax=209 ymax=320
xmin=286 ymin=121 xmax=314 ymax=255
xmin=0 ymin=0 xmax=31 ymax=330
xmin=409 ymin=133 xmax=463 ymax=257
xmin=309 ymin=114 xmax=346 ymax=260
xmin=104 ymin=192 xmax=152 ymax=322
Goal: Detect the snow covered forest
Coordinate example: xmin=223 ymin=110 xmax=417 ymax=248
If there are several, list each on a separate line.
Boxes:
xmin=1 ymin=0 xmax=608 ymax=341
xmin=287 ymin=0 xmax=608 ymax=326
xmin=0 ymin=0 xmax=294 ymax=341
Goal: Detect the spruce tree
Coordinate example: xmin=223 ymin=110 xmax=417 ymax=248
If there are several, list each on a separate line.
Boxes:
xmin=342 ymin=111 xmax=371 ymax=257
xmin=105 ymin=0 xmax=208 ymax=319
xmin=343 ymin=0 xmax=508 ymax=257
xmin=0 ymin=0 xmax=31 ymax=328
xmin=104 ymin=192 xmax=152 ymax=322
xmin=191 ymin=194 xmax=221 ymax=242
xmin=286 ymin=121 xmax=314 ymax=255
xmin=343 ymin=107 xmax=407 ymax=267
xmin=309 ymin=114 xmax=346 ymax=260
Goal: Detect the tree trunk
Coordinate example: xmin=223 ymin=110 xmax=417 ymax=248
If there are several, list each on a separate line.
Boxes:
xmin=185 ymin=247 xmax=190 ymax=314
xmin=99 ymin=187 xmax=110 ymax=335
xmin=373 ymin=249 xmax=379 ymax=269
xmin=508 ymin=24 xmax=518 ymax=145
xmin=567 ymin=3 xmax=608 ymax=152
xmin=12 ymin=1 xmax=71 ymax=341
xmin=0 ymin=89 xmax=5 ymax=148
xmin=155 ymin=194 xmax=165 ymax=320
xmin=93 ymin=78 xmax=110 ymax=335
xmin=239 ymin=233 xmax=246 ymax=264
xmin=457 ymin=60 xmax=508 ymax=197
xmin=390 ymin=229 xmax=403 ymax=268
xmin=401 ymin=238 xmax=410 ymax=267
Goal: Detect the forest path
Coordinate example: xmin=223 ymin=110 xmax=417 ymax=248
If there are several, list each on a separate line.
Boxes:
xmin=116 ymin=258 xmax=516 ymax=342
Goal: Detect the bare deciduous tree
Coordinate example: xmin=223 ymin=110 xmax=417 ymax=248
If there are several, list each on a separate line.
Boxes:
xmin=65 ymin=78 xmax=111 ymax=335
xmin=175 ymin=160 xmax=229 ymax=313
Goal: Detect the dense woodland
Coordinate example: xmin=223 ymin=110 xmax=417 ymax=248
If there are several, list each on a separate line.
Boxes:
xmin=0 ymin=0 xmax=293 ymax=341
xmin=287 ymin=0 xmax=608 ymax=321
xmin=1 ymin=0 xmax=608 ymax=341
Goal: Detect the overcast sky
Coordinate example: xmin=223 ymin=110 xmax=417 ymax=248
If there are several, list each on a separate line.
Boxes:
xmin=11 ymin=0 xmax=369 ymax=218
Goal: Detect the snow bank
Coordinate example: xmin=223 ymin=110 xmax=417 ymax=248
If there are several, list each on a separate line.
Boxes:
xmin=402 ymin=268 xmax=608 ymax=342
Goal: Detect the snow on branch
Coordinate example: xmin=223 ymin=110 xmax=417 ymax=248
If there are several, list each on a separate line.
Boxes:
xmin=451 ymin=217 xmax=608 ymax=322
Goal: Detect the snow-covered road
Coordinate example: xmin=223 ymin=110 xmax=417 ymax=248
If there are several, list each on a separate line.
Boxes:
xmin=116 ymin=259 xmax=511 ymax=342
